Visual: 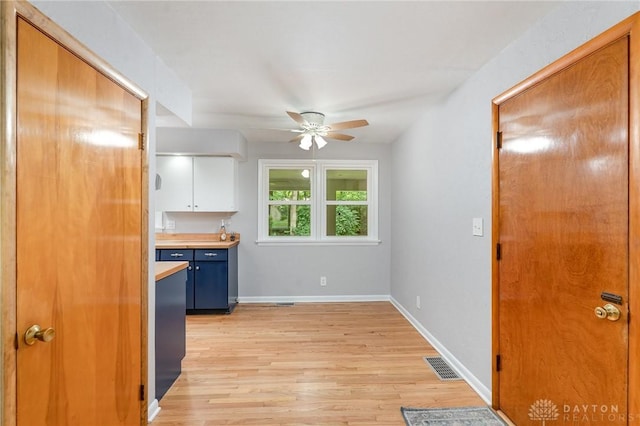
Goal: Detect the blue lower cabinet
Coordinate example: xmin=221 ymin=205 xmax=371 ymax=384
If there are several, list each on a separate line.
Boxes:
xmin=194 ymin=260 xmax=228 ymax=309
xmin=155 ymin=267 xmax=187 ymax=400
xmin=158 ymin=246 xmax=238 ymax=314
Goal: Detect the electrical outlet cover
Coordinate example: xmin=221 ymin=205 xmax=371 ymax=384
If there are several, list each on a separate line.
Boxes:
xmin=472 ymin=218 xmax=483 ymax=236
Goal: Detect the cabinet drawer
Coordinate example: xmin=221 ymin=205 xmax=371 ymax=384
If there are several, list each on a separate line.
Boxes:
xmin=159 ymin=249 xmax=194 ymax=261
xmin=195 ymin=249 xmax=227 ymax=261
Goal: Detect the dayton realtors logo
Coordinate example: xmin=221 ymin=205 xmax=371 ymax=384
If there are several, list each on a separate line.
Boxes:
xmin=529 ymin=399 xmax=559 ymax=425
xmin=529 ymin=399 xmax=634 ymax=423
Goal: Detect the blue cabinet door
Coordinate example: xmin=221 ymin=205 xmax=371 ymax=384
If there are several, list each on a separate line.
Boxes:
xmin=194 ymin=261 xmax=228 ymax=309
xmin=185 ymin=263 xmax=195 ymax=310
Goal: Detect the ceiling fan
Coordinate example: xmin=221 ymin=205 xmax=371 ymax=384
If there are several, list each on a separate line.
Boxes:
xmin=285 ymin=111 xmax=369 ymax=150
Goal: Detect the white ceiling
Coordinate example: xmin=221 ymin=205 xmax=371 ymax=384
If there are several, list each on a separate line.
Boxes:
xmin=108 ymin=1 xmax=560 ymax=145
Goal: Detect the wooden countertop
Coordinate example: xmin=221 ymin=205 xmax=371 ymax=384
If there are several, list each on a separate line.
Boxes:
xmin=155 ymin=240 xmax=240 ymax=249
xmin=155 ymin=261 xmax=189 ymax=281
xmin=155 ymin=232 xmax=240 ymax=249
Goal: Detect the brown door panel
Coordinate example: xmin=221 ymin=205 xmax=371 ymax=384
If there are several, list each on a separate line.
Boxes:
xmin=497 ymin=37 xmax=629 ymax=425
xmin=16 ymin=18 xmax=143 ymax=425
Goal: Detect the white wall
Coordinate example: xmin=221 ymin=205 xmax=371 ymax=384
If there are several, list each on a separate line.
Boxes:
xmin=390 ymin=1 xmax=640 ymax=401
xmin=30 ymin=0 xmax=192 ymax=416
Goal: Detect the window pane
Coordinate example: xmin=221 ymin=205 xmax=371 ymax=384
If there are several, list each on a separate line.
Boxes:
xmin=326 ymin=169 xmax=367 ymax=201
xmin=269 ymin=169 xmax=311 ymax=201
xmin=326 ymin=205 xmax=368 ymax=236
xmin=269 ymin=204 xmax=311 ymax=236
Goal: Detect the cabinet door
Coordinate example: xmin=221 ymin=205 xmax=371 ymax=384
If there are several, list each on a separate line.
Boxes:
xmin=193 ymin=157 xmax=237 ymax=211
xmin=194 ymin=261 xmax=228 ymax=309
xmin=156 ymin=156 xmax=193 ymax=212
xmin=186 ymin=263 xmax=195 ymax=310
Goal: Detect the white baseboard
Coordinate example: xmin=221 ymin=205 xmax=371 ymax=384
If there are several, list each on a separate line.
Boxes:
xmin=237 ymin=294 xmax=390 ymax=304
xmin=148 ymin=399 xmax=161 ymax=423
xmin=389 ymin=296 xmax=492 ymax=404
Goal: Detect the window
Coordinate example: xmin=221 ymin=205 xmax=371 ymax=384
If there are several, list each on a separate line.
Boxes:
xmin=258 ymin=159 xmax=379 ymax=245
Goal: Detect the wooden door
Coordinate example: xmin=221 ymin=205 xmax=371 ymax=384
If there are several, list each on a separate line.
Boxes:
xmin=496 ymin=37 xmax=629 ymax=424
xmin=16 ymin=17 xmax=143 ymax=425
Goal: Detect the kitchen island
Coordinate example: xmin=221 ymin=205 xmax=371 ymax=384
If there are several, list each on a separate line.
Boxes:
xmin=155 ymin=261 xmax=188 ymax=400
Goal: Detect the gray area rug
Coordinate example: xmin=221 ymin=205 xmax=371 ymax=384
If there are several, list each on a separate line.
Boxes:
xmin=401 ymin=407 xmax=507 ymax=426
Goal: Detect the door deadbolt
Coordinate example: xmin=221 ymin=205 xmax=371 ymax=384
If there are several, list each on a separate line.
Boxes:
xmin=594 ymin=304 xmax=621 ymax=321
xmin=24 ymin=324 xmax=55 ymax=345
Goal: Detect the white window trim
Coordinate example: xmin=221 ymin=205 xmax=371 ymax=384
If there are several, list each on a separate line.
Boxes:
xmin=257 ymin=159 xmax=380 ymax=245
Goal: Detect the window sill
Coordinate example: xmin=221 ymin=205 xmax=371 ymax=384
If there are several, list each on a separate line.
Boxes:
xmin=255 ymin=239 xmax=382 ymax=247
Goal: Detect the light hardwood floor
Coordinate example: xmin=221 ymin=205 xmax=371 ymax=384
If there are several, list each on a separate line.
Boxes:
xmin=152 ymin=302 xmax=485 ymax=425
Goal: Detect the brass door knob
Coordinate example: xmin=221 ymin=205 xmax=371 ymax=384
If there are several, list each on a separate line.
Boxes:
xmin=24 ymin=324 xmax=55 ymax=345
xmin=594 ymin=304 xmax=621 ymax=321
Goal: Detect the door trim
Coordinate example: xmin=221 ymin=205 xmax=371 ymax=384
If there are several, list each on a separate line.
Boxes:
xmin=491 ymin=11 xmax=640 ymax=418
xmin=0 ymin=2 xmax=150 ymax=425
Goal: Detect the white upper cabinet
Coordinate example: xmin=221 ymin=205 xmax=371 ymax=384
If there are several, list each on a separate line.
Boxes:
xmin=193 ymin=157 xmax=237 ymax=211
xmin=156 ymin=156 xmax=238 ymax=212
xmin=156 ymin=156 xmax=193 ymax=212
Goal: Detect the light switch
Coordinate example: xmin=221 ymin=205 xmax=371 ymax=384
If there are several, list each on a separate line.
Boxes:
xmin=472 ymin=218 xmax=483 ymax=236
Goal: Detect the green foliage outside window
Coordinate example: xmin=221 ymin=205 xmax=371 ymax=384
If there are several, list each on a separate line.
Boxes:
xmin=269 ymin=190 xmax=311 ymax=236
xmin=269 ymin=190 xmax=311 ymax=201
xmin=332 ymin=190 xmax=367 ymax=236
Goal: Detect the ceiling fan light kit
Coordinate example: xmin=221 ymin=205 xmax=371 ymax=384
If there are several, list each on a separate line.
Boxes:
xmin=285 ymin=111 xmax=369 ymax=150
xmin=299 ymin=134 xmax=313 ymax=150
xmin=298 ymin=134 xmax=328 ymax=151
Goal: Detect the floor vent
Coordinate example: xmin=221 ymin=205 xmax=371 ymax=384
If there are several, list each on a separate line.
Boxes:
xmin=423 ymin=356 xmax=462 ymax=381
xmin=274 ymin=302 xmax=295 ymax=307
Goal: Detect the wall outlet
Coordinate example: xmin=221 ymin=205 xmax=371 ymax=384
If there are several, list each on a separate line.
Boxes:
xmin=320 ymin=276 xmax=327 ymax=287
xmin=416 ymin=295 xmax=421 ymax=309
xmin=165 ymin=220 xmax=176 ymax=230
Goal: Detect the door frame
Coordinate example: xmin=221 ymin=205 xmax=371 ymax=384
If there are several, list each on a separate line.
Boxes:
xmin=0 ymin=1 xmax=150 ymax=425
xmin=491 ymin=12 xmax=640 ymax=418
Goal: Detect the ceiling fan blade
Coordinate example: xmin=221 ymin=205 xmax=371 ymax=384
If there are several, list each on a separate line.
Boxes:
xmin=266 ymin=128 xmax=304 ymax=133
xmin=327 ymin=119 xmax=369 ymax=131
xmin=286 ymin=111 xmax=307 ymax=126
xmin=260 ymin=128 xmax=303 ymax=133
xmin=325 ymin=132 xmax=355 ymax=141
xmin=289 ymin=134 xmax=304 ymax=143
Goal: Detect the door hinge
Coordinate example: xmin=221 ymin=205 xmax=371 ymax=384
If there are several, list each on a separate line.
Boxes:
xmin=496 ymin=131 xmax=503 ymax=149
xmin=139 ymin=384 xmax=145 ymax=401
xmin=496 ymin=354 xmax=502 ymax=372
xmin=496 ymin=243 xmax=502 ymax=261
xmin=138 ymin=133 xmax=145 ymax=151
